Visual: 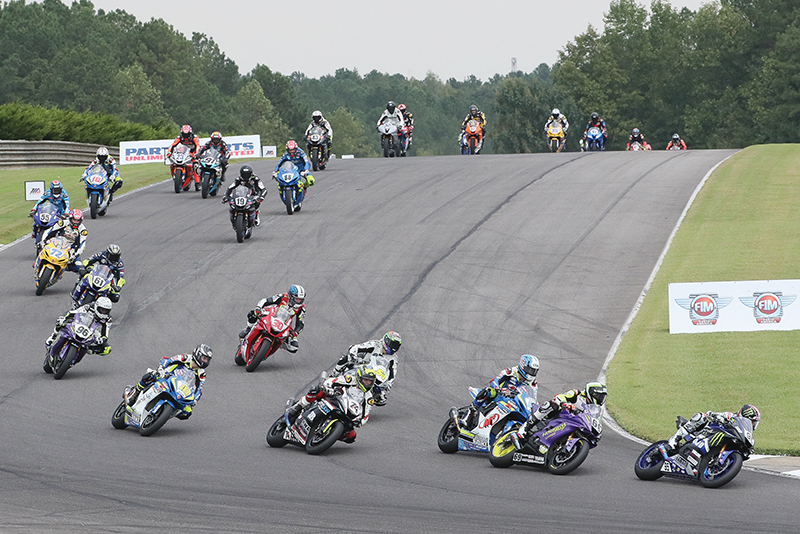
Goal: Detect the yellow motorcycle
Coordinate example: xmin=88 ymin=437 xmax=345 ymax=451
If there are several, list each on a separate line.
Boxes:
xmin=546 ymin=123 xmax=566 ymax=153
xmin=34 ymin=236 xmax=72 ymax=295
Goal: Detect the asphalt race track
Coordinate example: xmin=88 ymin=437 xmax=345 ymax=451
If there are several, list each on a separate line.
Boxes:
xmin=2 ymin=150 xmax=799 ymax=533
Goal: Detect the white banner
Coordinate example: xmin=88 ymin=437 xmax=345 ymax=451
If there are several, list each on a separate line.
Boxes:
xmin=26 ymin=181 xmax=46 ymax=201
xmin=669 ymin=280 xmax=800 ymax=333
xmin=119 ymin=134 xmax=261 ymax=165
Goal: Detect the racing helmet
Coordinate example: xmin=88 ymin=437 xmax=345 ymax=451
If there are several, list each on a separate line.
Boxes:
xmin=672 ymin=133 xmax=681 ymax=141
xmin=397 ymin=104 xmax=406 ymax=113
xmin=518 ymin=354 xmax=539 ymax=384
xmin=68 ymin=208 xmax=83 ymax=228
xmin=387 ymin=101 xmax=396 ymax=113
xmin=50 ymin=180 xmax=63 ymax=197
xmin=355 ymin=366 xmax=378 ymax=392
xmin=106 ymin=244 xmax=121 ymax=263
xmin=311 ymin=110 xmax=323 ymax=124
xmin=738 ymin=404 xmax=761 ymax=430
xmin=591 ymin=112 xmax=599 ymax=122
xmin=192 ymin=344 xmax=213 ymax=369
xmin=552 ymin=108 xmax=560 ymax=118
xmin=93 ymin=296 xmax=113 ymax=321
xmin=632 ymin=128 xmax=640 ymax=136
xmin=239 ymin=165 xmax=253 ymax=180
xmin=180 ymin=124 xmax=193 ymax=139
xmin=469 ymin=104 xmax=478 ymax=117
xmin=210 ymin=131 xmax=222 ymax=145
xmin=288 ymin=284 xmax=306 ymax=307
xmin=286 ymin=140 xmax=298 ymax=155
xmin=96 ymin=146 xmax=109 ymax=164
xmin=382 ymin=331 xmax=402 ymax=355
xmin=585 ymin=382 xmax=608 ymax=406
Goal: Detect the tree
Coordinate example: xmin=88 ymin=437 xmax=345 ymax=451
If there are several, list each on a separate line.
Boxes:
xmin=327 ymin=106 xmax=377 ymax=158
xmin=232 ymin=79 xmax=291 ymax=146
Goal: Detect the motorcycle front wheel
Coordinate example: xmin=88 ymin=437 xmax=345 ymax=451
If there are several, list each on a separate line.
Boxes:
xmin=489 ymin=429 xmax=518 ymax=468
xmin=698 ymin=449 xmax=743 ymax=488
xmin=546 ymin=436 xmax=590 ymax=475
xmin=36 ymin=265 xmax=54 ymax=296
xmin=201 ymin=172 xmax=211 ymax=198
xmin=634 ymin=440 xmax=667 ymax=480
xmin=235 ymin=213 xmax=245 ymax=243
xmin=266 ymin=416 xmax=289 ymax=448
xmin=173 ymin=168 xmax=183 ymax=194
xmin=305 ymin=418 xmax=345 ymax=455
xmin=285 ymin=189 xmax=295 ymax=215
xmin=139 ymin=403 xmax=172 ymax=436
xmin=311 ymin=148 xmax=319 ymax=171
xmin=53 ymin=345 xmax=78 ymax=380
xmin=245 ymin=337 xmax=272 ymax=372
xmin=90 ymin=192 xmax=99 ymax=219
xmin=382 ymin=137 xmax=390 ymax=158
xmin=468 ymin=137 xmax=477 ymax=155
xmin=549 ymin=138 xmax=560 ymax=153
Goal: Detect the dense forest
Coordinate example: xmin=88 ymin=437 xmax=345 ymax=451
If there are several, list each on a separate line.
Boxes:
xmin=0 ymin=0 xmax=798 ymax=155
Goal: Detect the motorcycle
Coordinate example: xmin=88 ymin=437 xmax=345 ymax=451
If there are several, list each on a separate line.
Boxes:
xmin=112 ymin=365 xmax=198 ymax=436
xmin=634 ymin=414 xmax=755 ymax=488
xmin=275 ymin=160 xmax=305 ymax=216
xmin=585 ymin=126 xmax=604 ymax=151
xmin=42 ymin=310 xmax=105 ymax=380
xmin=31 ymin=201 xmax=61 ymax=246
xmin=34 ymin=236 xmax=72 ymax=296
xmin=306 ymin=125 xmax=329 ymax=171
xmin=197 ymin=147 xmax=223 ymax=199
xmin=628 ymin=141 xmax=651 ymax=151
xmin=546 ymin=123 xmax=566 ymax=152
xmin=330 ymin=352 xmax=392 ymax=405
xmin=488 ymin=401 xmax=604 ymax=474
xmin=168 ymin=144 xmax=197 ymax=193
xmin=71 ymin=263 xmax=119 ymax=308
xmin=227 ymin=184 xmax=257 ymax=243
xmin=461 ymin=119 xmax=484 ymax=155
xmin=438 ymin=385 xmax=537 ymax=454
xmin=378 ymin=118 xmax=402 ymax=158
xmin=266 ymin=370 xmax=376 ymax=455
xmin=81 ymin=164 xmax=111 ymax=219
xmin=234 ymin=304 xmax=297 ymax=372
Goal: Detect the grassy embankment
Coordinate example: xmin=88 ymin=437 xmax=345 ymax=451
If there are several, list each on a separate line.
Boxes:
xmin=607 ymin=144 xmax=800 ymax=455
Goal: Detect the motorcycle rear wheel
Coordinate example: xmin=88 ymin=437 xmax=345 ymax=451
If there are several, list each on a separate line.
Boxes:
xmin=437 ymin=408 xmax=467 ymax=453
xmin=139 ymin=404 xmax=171 ymax=436
xmin=53 ymin=345 xmax=77 ymax=380
xmin=36 ymin=265 xmax=54 ymax=296
xmin=234 ymin=346 xmax=245 ymax=366
xmin=112 ymin=400 xmax=127 ymax=429
xmin=698 ymin=449 xmax=743 ymax=488
xmin=43 ymin=352 xmax=53 ymax=374
xmin=90 ymin=192 xmax=99 ymax=219
xmin=634 ymin=440 xmax=667 ymax=480
xmin=546 ymin=436 xmax=590 ymax=475
xmin=489 ymin=429 xmax=518 ymax=468
xmin=266 ymin=416 xmax=289 ymax=448
xmin=173 ymin=168 xmax=183 ymax=194
xmin=306 ymin=418 xmax=345 ymax=455
xmin=235 ymin=213 xmax=245 ymax=243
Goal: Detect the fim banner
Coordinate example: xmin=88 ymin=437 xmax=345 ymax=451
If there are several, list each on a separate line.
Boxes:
xmin=669 ymin=279 xmax=800 ymax=334
xmin=120 ymin=135 xmax=261 ymax=165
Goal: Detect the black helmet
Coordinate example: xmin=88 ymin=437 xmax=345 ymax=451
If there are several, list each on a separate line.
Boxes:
xmin=192 ymin=344 xmax=213 ymax=369
xmin=387 ymin=101 xmax=396 ymax=113
xmin=239 ymin=165 xmax=253 ymax=180
xmin=106 ymin=244 xmax=121 ymax=263
xmin=469 ymin=104 xmax=478 ymax=116
xmin=591 ymin=112 xmax=599 ymax=121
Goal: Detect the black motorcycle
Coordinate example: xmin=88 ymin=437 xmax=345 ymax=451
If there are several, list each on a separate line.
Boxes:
xmin=306 ymin=125 xmax=329 ymax=171
xmin=227 ymin=185 xmax=257 ymax=243
xmin=198 ymin=147 xmax=224 ymax=199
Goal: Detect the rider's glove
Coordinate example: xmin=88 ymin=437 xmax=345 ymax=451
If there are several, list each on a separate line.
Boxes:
xmin=300 ymin=170 xmax=309 ymax=177
xmin=222 ymin=195 xmax=230 ymax=203
xmin=272 ymin=171 xmax=278 ymax=179
xmin=561 ymin=403 xmax=576 ymax=412
xmin=141 ymin=371 xmax=157 ymax=384
xmin=247 ymin=309 xmax=259 ymax=323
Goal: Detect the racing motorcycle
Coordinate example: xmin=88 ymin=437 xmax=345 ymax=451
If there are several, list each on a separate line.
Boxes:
xmin=275 ymin=160 xmax=306 ymax=215
xmin=168 ymin=144 xmax=196 ymax=193
xmin=628 ymin=141 xmax=651 ymax=151
xmin=585 ymin=126 xmax=604 ymax=151
xmin=197 ymin=147 xmax=223 ymax=199
xmin=546 ymin=123 xmax=566 ymax=152
xmin=634 ymin=414 xmax=755 ymax=488
xmin=112 ymin=365 xmax=198 ymax=436
xmin=329 ymin=352 xmax=392 ymax=406
xmin=234 ymin=304 xmax=297 ymax=372
xmin=34 ymin=235 xmax=72 ymax=296
xmin=42 ymin=310 xmax=105 ymax=380
xmin=438 ymin=385 xmax=537 ymax=454
xmin=488 ymin=401 xmax=603 ymax=474
xmin=227 ymin=184 xmax=257 ymax=243
xmin=31 ymin=201 xmax=61 ymax=246
xmin=461 ymin=119 xmax=484 ymax=155
xmin=378 ymin=118 xmax=402 ymax=158
xmin=306 ymin=125 xmax=329 ymax=171
xmin=81 ymin=164 xmax=111 ymax=219
xmin=71 ymin=263 xmax=119 ymax=308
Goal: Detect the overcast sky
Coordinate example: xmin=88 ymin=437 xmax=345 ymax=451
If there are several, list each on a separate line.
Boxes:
xmin=90 ymin=0 xmax=711 ymax=81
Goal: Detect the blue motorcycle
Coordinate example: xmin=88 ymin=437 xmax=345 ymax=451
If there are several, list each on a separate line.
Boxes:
xmin=82 ymin=164 xmax=111 ymax=219
xmin=112 ymin=365 xmax=197 ymax=436
xmin=585 ymin=126 xmax=604 ymax=151
xmin=43 ymin=310 xmax=105 ymax=380
xmin=31 ymin=200 xmax=61 ymax=246
xmin=198 ymin=147 xmax=223 ymax=199
xmin=275 ymin=160 xmax=306 ymax=215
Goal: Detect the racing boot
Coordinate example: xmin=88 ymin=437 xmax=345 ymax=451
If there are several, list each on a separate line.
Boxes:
xmin=459 ymin=405 xmax=477 ymax=429
xmin=285 ymin=401 xmax=303 ymax=424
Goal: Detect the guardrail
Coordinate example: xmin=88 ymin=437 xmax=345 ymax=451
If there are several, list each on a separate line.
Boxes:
xmin=0 ymin=140 xmax=120 ymax=168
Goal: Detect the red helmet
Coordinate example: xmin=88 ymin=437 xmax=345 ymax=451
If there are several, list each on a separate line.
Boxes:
xmin=180 ymin=125 xmax=193 ymax=139
xmin=398 ymin=103 xmax=406 ymax=112
xmin=286 ymin=140 xmax=298 ymax=154
xmin=210 ymin=131 xmax=222 ymax=144
xmin=68 ymin=208 xmax=83 ymax=227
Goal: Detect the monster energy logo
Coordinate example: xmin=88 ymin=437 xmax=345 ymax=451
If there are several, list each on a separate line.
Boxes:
xmin=543 ymin=422 xmax=567 ymax=437
xmin=709 ymin=432 xmax=725 ymax=447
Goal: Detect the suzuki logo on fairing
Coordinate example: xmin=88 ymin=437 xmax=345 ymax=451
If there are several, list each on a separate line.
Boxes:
xmin=479 ymin=414 xmax=499 ymax=429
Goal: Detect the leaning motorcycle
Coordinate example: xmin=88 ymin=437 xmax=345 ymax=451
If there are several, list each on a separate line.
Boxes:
xmin=227 ymin=184 xmax=257 ymax=243
xmin=34 ymin=236 xmax=72 ymax=296
xmin=197 ymin=147 xmax=223 ymax=199
xmin=438 ymin=385 xmax=537 ymax=454
xmin=585 ymin=126 xmax=604 ymax=151
xmin=628 ymin=141 xmax=651 ymax=151
xmin=461 ymin=119 xmax=484 ymax=155
xmin=111 ymin=365 xmax=197 ymax=436
xmin=634 ymin=414 xmax=754 ymax=488
xmin=275 ymin=160 xmax=306 ymax=215
xmin=168 ymin=144 xmax=196 ymax=193
xmin=71 ymin=263 xmax=119 ymax=308
xmin=488 ymin=402 xmax=603 ymax=474
xmin=42 ymin=310 xmax=105 ymax=380
xmin=31 ymin=201 xmax=61 ymax=246
xmin=546 ymin=123 xmax=566 ymax=152
xmin=378 ymin=118 xmax=401 ymax=158
xmin=306 ymin=125 xmax=329 ymax=171
xmin=234 ymin=304 xmax=296 ymax=372
xmin=82 ymin=164 xmax=111 ymax=219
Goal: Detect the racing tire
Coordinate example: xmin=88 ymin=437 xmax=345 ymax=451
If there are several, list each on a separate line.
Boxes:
xmin=311 ymin=148 xmax=319 ymax=171
xmin=489 ymin=429 xmax=518 ymax=468
xmin=36 ymin=266 xmax=53 ymax=296
xmin=634 ymin=440 xmax=667 ymax=480
xmin=437 ymin=412 xmax=465 ymax=453
xmin=139 ymin=403 xmax=172 ymax=436
xmin=266 ymin=416 xmax=289 ymax=448
xmin=173 ymin=168 xmax=183 ymax=194
xmin=285 ymin=191 xmax=295 ymax=215
xmin=382 ymin=137 xmax=390 ymax=158
xmin=43 ymin=352 xmax=53 ymax=374
xmin=53 ymin=345 xmax=77 ymax=380
xmin=90 ymin=192 xmax=99 ymax=219
xmin=549 ymin=138 xmax=560 ymax=153
xmin=235 ymin=213 xmax=245 ymax=243
xmin=201 ymin=172 xmax=211 ymax=199
xmin=234 ymin=346 xmax=245 ymax=366
xmin=112 ymin=401 xmax=127 ymax=429
xmin=468 ymin=137 xmax=477 ymax=155
xmin=305 ymin=418 xmax=345 ymax=455
xmin=698 ymin=449 xmax=743 ymax=489
xmin=245 ymin=337 xmax=271 ymax=372
xmin=545 ymin=436 xmax=591 ymax=475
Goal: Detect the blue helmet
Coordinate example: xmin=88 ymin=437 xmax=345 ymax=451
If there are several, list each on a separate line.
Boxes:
xmin=288 ymin=285 xmax=305 ymax=307
xmin=518 ymin=354 xmax=539 ymax=384
xmin=50 ymin=180 xmax=63 ymax=197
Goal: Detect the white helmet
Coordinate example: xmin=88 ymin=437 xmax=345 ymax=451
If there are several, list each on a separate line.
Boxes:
xmin=552 ymin=108 xmax=560 ymax=118
xmin=312 ymin=110 xmax=323 ymax=123
xmin=93 ymin=296 xmax=113 ymax=321
xmin=96 ymin=146 xmax=109 ymax=163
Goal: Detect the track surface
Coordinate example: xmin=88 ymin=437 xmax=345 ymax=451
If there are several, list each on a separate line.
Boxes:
xmin=2 ymin=150 xmax=799 ymax=533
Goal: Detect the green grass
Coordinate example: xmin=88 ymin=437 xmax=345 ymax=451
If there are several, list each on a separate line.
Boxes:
xmin=607 ymin=144 xmax=800 ymax=455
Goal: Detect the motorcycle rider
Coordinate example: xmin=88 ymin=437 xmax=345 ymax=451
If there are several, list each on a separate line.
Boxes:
xmin=666 ymin=133 xmax=688 ymax=150
xmin=125 ymin=344 xmax=213 ymax=419
xmin=305 ymin=110 xmax=333 ymax=162
xmin=377 ymin=101 xmax=407 ymax=149
xmin=460 ymin=104 xmax=487 ymax=152
xmin=272 ymin=140 xmax=315 ymax=191
xmin=286 ymin=364 xmax=380 ymax=443
xmin=582 ymin=112 xmax=607 ymax=150
xmin=166 ymin=125 xmax=201 ymax=191
xmin=397 ymin=104 xmax=414 ymax=152
xmin=544 ymin=108 xmax=569 ymax=150
xmin=44 ymin=296 xmax=112 ymax=355
xmin=515 ymin=381 xmax=607 ymax=443
xmin=196 ymin=131 xmax=231 ymax=181
xmin=238 ymin=285 xmax=306 ymax=352
xmin=85 ymin=147 xmax=123 ymax=201
xmin=222 ymin=165 xmax=267 ymax=227
xmin=460 ymin=354 xmax=540 ymax=428
xmin=29 ymin=180 xmax=70 ymax=238
xmin=627 ymin=128 xmax=651 ymax=150
xmin=333 ymin=331 xmax=402 ymax=406
xmin=75 ymin=244 xmax=125 ymax=301
xmin=667 ymin=404 xmax=761 ymax=451
xmin=38 ymin=208 xmax=87 ymax=272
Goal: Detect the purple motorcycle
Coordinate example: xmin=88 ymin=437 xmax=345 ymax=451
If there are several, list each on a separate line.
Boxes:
xmin=43 ymin=311 xmax=104 ymax=379
xmin=488 ymin=402 xmax=604 ymax=474
xmin=31 ymin=201 xmax=61 ymax=246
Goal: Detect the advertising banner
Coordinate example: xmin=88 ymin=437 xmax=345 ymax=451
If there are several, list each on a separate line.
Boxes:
xmin=262 ymin=146 xmax=277 ymax=158
xmin=668 ymin=280 xmax=800 ymax=333
xmin=25 ymin=181 xmax=46 ymax=201
xmin=119 ymin=135 xmax=261 ymax=165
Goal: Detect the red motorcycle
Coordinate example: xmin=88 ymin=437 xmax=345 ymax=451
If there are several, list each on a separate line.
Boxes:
xmin=234 ymin=305 xmax=297 ymax=372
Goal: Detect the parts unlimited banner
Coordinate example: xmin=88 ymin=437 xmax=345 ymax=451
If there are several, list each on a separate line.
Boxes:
xmin=119 ymin=135 xmax=261 ymax=165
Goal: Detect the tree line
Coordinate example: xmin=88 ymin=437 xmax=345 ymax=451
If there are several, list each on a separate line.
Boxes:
xmin=0 ymin=0 xmax=797 ymax=155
